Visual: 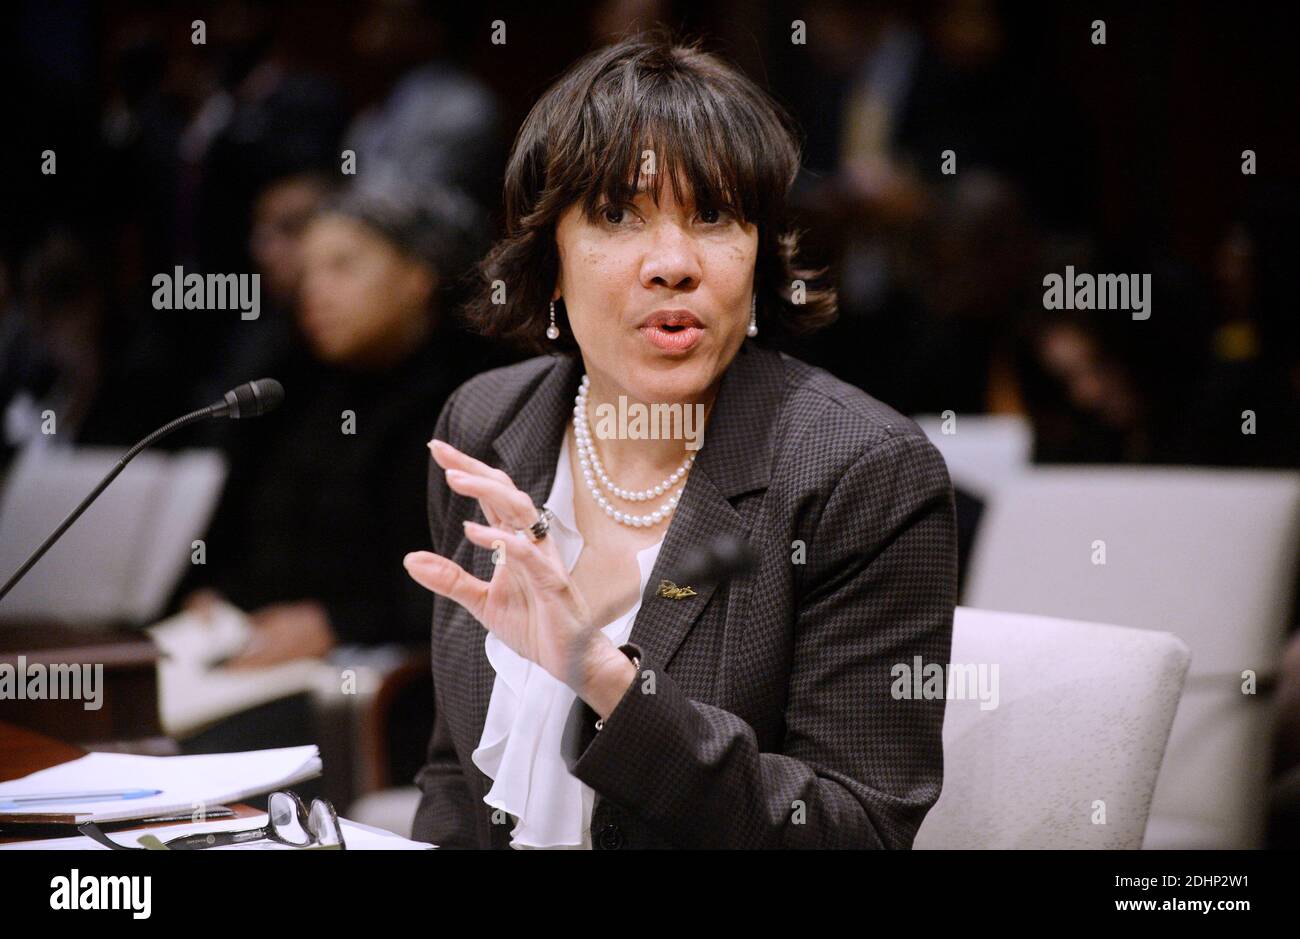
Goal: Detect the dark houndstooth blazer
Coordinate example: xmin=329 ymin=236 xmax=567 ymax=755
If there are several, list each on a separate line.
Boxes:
xmin=411 ymin=341 xmax=957 ymax=849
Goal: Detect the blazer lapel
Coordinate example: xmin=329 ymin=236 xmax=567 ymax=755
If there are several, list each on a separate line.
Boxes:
xmin=491 ymin=353 xmax=583 ymax=508
xmin=466 ymin=344 xmax=787 ymax=736
xmin=628 ymin=342 xmax=786 ymax=666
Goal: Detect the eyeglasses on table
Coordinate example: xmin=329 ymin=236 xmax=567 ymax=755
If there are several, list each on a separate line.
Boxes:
xmin=76 ymin=790 xmax=346 ymax=851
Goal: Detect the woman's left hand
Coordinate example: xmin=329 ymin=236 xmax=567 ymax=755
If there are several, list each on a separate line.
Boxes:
xmin=225 ymin=599 xmax=336 ymax=669
xmin=403 ymin=439 xmax=633 ymax=710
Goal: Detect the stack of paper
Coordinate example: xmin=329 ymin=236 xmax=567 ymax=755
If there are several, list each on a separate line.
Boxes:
xmin=0 ymin=746 xmax=321 ymax=824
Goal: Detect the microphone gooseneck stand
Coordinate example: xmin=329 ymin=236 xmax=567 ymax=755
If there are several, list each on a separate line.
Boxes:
xmin=0 ymin=407 xmax=214 ymax=603
xmin=0 ymin=379 xmax=283 ymax=604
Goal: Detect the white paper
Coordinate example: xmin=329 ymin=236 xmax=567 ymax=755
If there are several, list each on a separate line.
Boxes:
xmin=0 ymin=445 xmax=227 ymax=626
xmin=0 ymin=746 xmax=321 ymax=823
xmin=146 ymin=601 xmax=337 ymax=739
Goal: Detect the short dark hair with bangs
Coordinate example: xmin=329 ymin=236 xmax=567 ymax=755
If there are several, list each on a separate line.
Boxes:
xmin=463 ymin=32 xmax=837 ymax=354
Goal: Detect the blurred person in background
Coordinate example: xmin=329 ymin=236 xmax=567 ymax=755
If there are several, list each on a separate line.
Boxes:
xmin=100 ymin=0 xmax=346 ymax=425
xmin=806 ymin=170 xmax=1040 ymax=418
xmin=0 ymin=232 xmax=163 ymax=467
xmin=101 ymin=0 xmax=347 ymax=276
xmin=0 ymin=235 xmax=105 ymax=457
xmin=171 ymin=175 xmax=509 ymax=674
xmin=196 ymin=169 xmax=339 ymax=405
xmin=1014 ymin=249 xmax=1250 ymax=467
xmin=1188 ymin=194 xmax=1300 ymax=469
xmin=782 ymin=0 xmax=1092 ymax=412
xmin=344 ymin=0 xmax=502 ymax=209
xmin=252 ymin=173 xmax=337 ymax=313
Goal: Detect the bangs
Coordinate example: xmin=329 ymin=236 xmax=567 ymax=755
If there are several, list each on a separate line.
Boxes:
xmin=552 ymin=43 xmax=799 ymax=225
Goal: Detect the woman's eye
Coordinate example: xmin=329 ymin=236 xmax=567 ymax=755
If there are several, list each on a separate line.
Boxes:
xmin=698 ymin=206 xmax=731 ymax=225
xmin=601 ymin=205 xmax=629 ymax=225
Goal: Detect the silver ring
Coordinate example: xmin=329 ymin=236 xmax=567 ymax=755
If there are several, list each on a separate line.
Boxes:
xmin=521 ymin=507 xmax=553 ymax=542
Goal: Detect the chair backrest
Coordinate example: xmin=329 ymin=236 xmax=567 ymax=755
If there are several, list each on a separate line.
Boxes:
xmin=963 ymin=467 xmax=1300 ymax=847
xmin=914 ymin=414 xmax=1033 ymax=499
xmin=914 ymin=606 xmax=1190 ymax=849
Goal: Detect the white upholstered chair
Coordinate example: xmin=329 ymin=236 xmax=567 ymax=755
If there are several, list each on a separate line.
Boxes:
xmin=962 ymin=468 xmax=1300 ymax=847
xmin=914 ymin=413 xmax=1033 ymax=499
xmin=915 ymin=606 xmax=1190 ymax=849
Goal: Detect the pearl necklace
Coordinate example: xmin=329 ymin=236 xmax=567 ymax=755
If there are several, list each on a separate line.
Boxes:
xmin=573 ymin=375 xmax=694 ymax=527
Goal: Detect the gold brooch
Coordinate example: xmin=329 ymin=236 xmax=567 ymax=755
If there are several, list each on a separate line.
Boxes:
xmin=657 ymin=580 xmax=697 ymax=600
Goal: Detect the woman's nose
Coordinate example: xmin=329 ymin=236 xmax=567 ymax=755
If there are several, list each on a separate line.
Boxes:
xmin=639 ymin=224 xmax=702 ymax=291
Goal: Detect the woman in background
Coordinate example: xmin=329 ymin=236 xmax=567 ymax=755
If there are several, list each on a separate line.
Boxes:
xmin=180 ymin=178 xmax=499 ymax=669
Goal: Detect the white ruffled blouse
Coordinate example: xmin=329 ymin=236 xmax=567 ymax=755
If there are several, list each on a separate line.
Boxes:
xmin=471 ymin=431 xmax=664 ymax=849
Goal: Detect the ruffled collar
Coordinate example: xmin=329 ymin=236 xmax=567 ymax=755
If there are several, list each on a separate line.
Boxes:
xmin=471 ymin=431 xmax=663 ymax=848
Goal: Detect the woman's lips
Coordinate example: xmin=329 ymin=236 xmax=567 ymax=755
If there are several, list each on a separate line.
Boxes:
xmin=639 ymin=324 xmax=703 ymax=352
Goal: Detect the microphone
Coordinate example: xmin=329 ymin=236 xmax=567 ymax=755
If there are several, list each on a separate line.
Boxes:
xmin=0 ymin=379 xmax=284 ymax=604
xmin=672 ymin=534 xmax=756 ymax=587
xmin=207 ymin=378 xmax=284 ymax=420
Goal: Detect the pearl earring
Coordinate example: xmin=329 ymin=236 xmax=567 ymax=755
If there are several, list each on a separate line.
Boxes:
xmin=547 ymin=299 xmax=560 ymax=340
xmin=746 ymin=294 xmax=758 ymax=337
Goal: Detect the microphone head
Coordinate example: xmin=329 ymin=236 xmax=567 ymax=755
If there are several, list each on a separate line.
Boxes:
xmin=673 ymin=535 xmax=755 ymax=586
xmin=215 ymin=378 xmax=284 ymax=419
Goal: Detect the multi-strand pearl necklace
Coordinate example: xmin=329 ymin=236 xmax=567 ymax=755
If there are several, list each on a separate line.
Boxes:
xmin=573 ymin=375 xmax=694 ymax=527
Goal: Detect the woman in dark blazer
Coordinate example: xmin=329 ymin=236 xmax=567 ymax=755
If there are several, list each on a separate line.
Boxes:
xmin=402 ymin=34 xmax=957 ymax=849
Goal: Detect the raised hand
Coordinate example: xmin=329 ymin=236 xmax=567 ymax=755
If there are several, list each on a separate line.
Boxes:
xmin=403 ymin=439 xmax=633 ymax=709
